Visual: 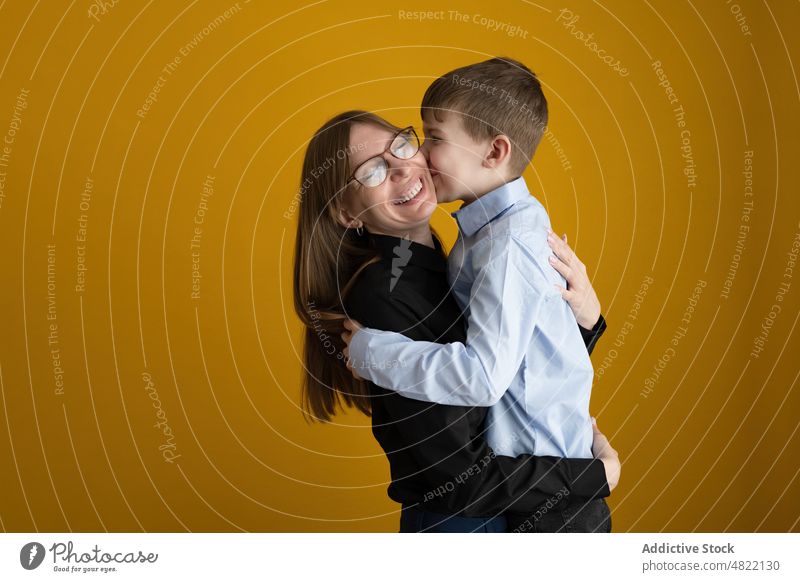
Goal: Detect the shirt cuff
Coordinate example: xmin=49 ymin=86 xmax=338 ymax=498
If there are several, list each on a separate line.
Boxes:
xmin=568 ymin=458 xmax=611 ymax=499
xmin=578 ymin=314 xmax=607 ymax=352
xmin=349 ymin=327 xmax=374 ymax=376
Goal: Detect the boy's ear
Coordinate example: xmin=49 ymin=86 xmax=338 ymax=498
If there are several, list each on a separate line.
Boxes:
xmin=483 ymin=134 xmax=512 ymax=169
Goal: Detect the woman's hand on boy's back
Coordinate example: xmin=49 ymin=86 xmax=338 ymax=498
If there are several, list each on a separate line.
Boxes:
xmin=546 ymin=229 xmax=602 ymax=329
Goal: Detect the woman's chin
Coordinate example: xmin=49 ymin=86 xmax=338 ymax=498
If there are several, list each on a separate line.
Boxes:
xmin=384 ymin=200 xmax=435 ymax=230
xmin=396 ymin=206 xmax=435 ymax=226
xmin=419 ymin=197 xmax=437 ymax=215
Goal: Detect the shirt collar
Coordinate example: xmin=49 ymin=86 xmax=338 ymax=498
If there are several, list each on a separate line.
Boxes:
xmin=368 ymin=232 xmax=446 ymax=273
xmin=451 ymin=176 xmax=530 ymax=237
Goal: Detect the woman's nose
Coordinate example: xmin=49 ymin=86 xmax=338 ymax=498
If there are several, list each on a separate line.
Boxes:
xmin=388 ymin=158 xmax=413 ymax=181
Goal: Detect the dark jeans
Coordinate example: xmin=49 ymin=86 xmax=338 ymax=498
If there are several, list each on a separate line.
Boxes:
xmin=399 ymin=505 xmax=507 ymax=533
xmin=507 ymin=497 xmax=612 ymax=533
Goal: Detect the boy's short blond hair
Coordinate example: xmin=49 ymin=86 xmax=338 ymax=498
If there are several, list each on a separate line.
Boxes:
xmin=421 ymin=57 xmax=548 ymax=174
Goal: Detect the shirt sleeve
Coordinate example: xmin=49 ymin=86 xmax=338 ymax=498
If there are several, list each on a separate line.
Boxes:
xmin=348 ymin=234 xmax=548 ymax=406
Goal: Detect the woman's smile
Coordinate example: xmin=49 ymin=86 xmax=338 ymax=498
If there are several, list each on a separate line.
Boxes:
xmin=391 ymin=176 xmax=428 ymax=206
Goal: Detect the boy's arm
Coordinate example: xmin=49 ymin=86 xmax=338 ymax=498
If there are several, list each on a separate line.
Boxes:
xmin=348 ymin=234 xmax=548 ymax=407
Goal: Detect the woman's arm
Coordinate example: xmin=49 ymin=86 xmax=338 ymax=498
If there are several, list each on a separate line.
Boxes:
xmin=378 ymin=387 xmax=611 ymax=517
xmin=345 ymin=286 xmax=611 ymax=517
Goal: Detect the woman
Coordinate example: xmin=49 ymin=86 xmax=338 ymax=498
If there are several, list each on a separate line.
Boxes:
xmin=292 ymin=110 xmax=618 ymax=532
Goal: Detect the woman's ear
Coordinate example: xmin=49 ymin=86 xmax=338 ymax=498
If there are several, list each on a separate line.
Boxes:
xmin=335 ymin=205 xmax=362 ymax=230
xmin=484 ymin=134 xmax=512 ymax=169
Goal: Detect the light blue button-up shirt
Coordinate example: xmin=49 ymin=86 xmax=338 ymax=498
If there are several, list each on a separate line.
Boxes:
xmin=349 ymin=177 xmax=595 ymax=458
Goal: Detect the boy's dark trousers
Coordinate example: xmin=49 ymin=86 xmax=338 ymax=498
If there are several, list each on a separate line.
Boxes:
xmin=506 ymin=497 xmax=612 ymax=533
xmin=399 ymin=505 xmax=507 ymax=532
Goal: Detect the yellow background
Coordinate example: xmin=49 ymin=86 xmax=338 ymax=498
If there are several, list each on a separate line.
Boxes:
xmin=0 ymin=0 xmax=798 ymax=532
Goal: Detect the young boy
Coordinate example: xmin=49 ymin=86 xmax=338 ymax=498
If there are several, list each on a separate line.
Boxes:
xmin=344 ymin=57 xmax=614 ymax=532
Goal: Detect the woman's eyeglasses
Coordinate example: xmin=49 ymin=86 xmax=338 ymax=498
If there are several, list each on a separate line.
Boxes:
xmin=347 ymin=126 xmax=421 ymax=188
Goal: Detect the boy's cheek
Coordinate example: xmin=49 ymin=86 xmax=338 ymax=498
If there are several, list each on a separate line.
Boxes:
xmin=427 ymin=149 xmax=449 ymax=176
xmin=433 ymin=174 xmax=458 ymax=203
xmin=430 ymin=155 xmax=457 ymax=189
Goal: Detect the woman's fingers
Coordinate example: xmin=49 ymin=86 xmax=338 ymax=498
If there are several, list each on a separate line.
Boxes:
xmin=550 ymin=257 xmax=584 ymax=299
xmin=552 ymin=230 xmax=579 ymax=263
xmin=554 ymin=284 xmax=574 ymax=302
xmin=592 ymin=431 xmax=609 ymax=458
xmin=547 ymin=230 xmax=576 ymax=266
xmin=549 ymin=229 xmax=601 ymax=328
xmin=592 ymin=428 xmax=618 ymax=460
xmin=548 ymin=254 xmax=573 ymax=280
xmin=548 ymin=231 xmax=590 ymax=287
xmin=546 ymin=229 xmax=565 ymax=256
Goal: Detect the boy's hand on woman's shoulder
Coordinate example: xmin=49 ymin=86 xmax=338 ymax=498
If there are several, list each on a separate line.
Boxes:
xmin=546 ymin=229 xmax=602 ymax=329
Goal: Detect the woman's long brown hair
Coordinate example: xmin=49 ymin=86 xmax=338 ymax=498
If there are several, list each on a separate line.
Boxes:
xmin=292 ymin=110 xmax=403 ymax=422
